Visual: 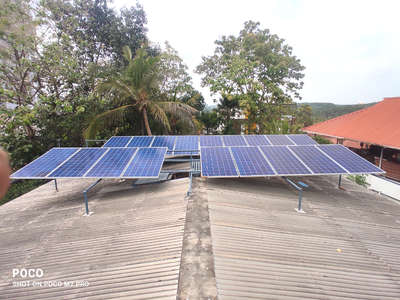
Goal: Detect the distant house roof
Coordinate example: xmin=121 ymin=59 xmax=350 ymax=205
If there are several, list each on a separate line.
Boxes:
xmin=303 ymin=97 xmax=400 ymax=150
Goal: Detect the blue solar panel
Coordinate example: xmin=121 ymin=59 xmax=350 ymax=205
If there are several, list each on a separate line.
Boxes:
xmin=174 ymin=136 xmax=199 ymax=155
xmin=48 ymin=148 xmax=107 ymax=177
xmin=223 ymin=135 xmax=247 ymax=146
xmin=11 ymin=148 xmax=79 ymax=179
xmin=200 ymin=135 xmax=223 ymax=147
xmin=127 ymin=136 xmax=154 ymax=147
xmin=201 ymin=147 xmax=238 ymax=177
xmin=123 ymin=147 xmax=167 ymax=177
xmin=103 ymin=136 xmax=131 ymax=147
xmin=289 ymin=146 xmax=346 ymax=174
xmin=244 ymin=135 xmax=271 ymax=146
xmin=287 ymin=134 xmax=318 ymax=145
xmin=260 ymin=146 xmax=311 ymax=175
xmin=318 ymin=145 xmax=383 ymax=173
xmin=265 ymin=135 xmax=295 ymax=145
xmin=85 ymin=148 xmax=137 ymax=177
xmin=152 ymin=136 xmax=176 ymax=151
xmin=231 ymin=147 xmax=275 ymax=176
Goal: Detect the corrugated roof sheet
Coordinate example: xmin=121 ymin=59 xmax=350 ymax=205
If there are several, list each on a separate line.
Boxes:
xmin=303 ymin=97 xmax=400 ymax=149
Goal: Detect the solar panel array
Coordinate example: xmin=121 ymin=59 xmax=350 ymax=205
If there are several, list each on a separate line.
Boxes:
xmin=12 ymin=135 xmax=383 ymax=181
xmin=11 ymin=147 xmax=167 ymax=179
xmin=201 ymin=144 xmax=384 ymax=177
xmin=103 ymin=134 xmax=317 ymax=151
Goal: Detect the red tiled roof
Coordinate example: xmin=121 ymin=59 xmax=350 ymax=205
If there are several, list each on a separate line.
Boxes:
xmin=303 ymin=97 xmax=400 ymax=150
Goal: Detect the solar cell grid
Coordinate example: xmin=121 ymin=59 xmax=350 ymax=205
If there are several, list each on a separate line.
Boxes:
xmin=287 ymin=134 xmax=318 ymax=145
xmin=200 ymin=135 xmax=223 ymax=147
xmin=85 ymin=148 xmax=137 ymax=177
xmin=244 ymin=135 xmax=271 ymax=146
xmin=127 ymin=136 xmax=153 ymax=147
xmin=231 ymin=147 xmax=275 ymax=176
xmin=123 ymin=147 xmax=167 ymax=178
xmin=318 ymin=145 xmax=383 ymax=173
xmin=223 ymin=135 xmax=247 ymax=146
xmin=260 ymin=146 xmax=311 ymax=175
xmin=48 ymin=148 xmax=108 ymax=178
xmin=11 ymin=148 xmax=79 ymax=179
xmin=288 ymin=145 xmax=346 ymax=174
xmin=152 ymin=136 xmax=176 ymax=151
xmin=103 ymin=136 xmax=131 ymax=147
xmin=174 ymin=136 xmax=199 ymax=155
xmin=201 ymin=147 xmax=237 ymax=177
xmin=265 ymin=135 xmax=295 ymax=146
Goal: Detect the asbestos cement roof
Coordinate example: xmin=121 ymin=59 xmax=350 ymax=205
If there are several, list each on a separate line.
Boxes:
xmin=0 ymin=174 xmax=400 ymax=299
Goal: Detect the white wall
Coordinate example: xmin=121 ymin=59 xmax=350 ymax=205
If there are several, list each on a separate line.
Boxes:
xmin=366 ymin=175 xmax=400 ymax=201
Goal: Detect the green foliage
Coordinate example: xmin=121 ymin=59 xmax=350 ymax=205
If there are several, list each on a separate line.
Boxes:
xmin=217 ymin=96 xmax=240 ymax=134
xmin=295 ymin=104 xmax=313 ymax=127
xmin=347 ymin=175 xmax=368 ymax=187
xmin=86 ymin=46 xmax=197 ymax=137
xmin=312 ymin=135 xmax=332 ymax=144
xmin=196 ymin=21 xmax=305 ymax=133
xmin=1 ymin=180 xmax=47 ymax=205
xmin=198 ymin=110 xmax=220 ymax=134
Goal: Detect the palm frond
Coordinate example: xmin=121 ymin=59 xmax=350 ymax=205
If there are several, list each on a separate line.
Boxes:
xmin=157 ymin=101 xmax=198 ymax=130
xmin=122 ymin=46 xmax=132 ymax=62
xmin=147 ymin=103 xmax=171 ymax=132
xmin=84 ymin=105 xmax=135 ymax=139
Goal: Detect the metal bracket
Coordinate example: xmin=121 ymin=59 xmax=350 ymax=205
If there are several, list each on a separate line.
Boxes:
xmin=82 ymin=179 xmax=102 ymax=216
xmin=54 ymin=179 xmax=58 ymax=192
xmin=283 ymin=177 xmax=308 ymax=213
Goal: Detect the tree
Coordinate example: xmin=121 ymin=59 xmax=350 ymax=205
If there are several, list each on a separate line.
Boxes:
xmin=198 ymin=109 xmax=220 ymax=134
xmin=296 ymin=104 xmax=313 ymax=127
xmin=196 ymin=21 xmax=305 ymax=133
xmin=85 ymin=46 xmax=197 ymax=137
xmin=217 ymin=95 xmax=240 ymax=134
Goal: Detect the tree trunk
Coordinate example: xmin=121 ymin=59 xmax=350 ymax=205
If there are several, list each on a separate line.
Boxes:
xmin=142 ymin=107 xmax=152 ymax=136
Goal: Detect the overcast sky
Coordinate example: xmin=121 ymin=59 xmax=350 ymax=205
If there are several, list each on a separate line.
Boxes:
xmin=114 ymin=0 xmax=400 ymax=105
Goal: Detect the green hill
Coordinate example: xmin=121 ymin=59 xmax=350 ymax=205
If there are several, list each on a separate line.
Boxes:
xmin=300 ymin=102 xmax=377 ymax=122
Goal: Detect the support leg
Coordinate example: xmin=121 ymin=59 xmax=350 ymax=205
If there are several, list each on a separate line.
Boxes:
xmin=54 ymin=179 xmax=58 ymax=192
xmin=82 ymin=179 xmax=102 ymax=216
xmin=298 ymin=190 xmax=303 ymax=212
xmin=187 ymin=171 xmax=193 ymax=196
xmin=338 ymin=174 xmax=342 ymax=189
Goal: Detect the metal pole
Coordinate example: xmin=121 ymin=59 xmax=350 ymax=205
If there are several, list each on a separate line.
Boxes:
xmin=338 ymin=174 xmax=342 ymax=189
xmin=85 ymin=140 xmax=88 ymax=147
xmin=298 ymin=190 xmax=302 ymax=211
xmin=187 ymin=171 xmax=192 ymax=196
xmin=379 ymin=147 xmax=384 ymax=168
xmin=84 ymin=191 xmax=89 ymax=215
xmin=54 ymin=179 xmax=58 ymax=192
xmin=82 ymin=179 xmax=102 ymax=216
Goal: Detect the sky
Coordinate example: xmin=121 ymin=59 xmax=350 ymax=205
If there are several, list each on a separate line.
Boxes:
xmin=114 ymin=0 xmax=400 ymax=105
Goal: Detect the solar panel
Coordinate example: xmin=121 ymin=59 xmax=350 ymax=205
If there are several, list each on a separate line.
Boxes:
xmin=287 ymin=134 xmax=317 ymax=145
xmin=244 ymin=135 xmax=271 ymax=146
xmin=152 ymin=136 xmax=176 ymax=151
xmin=127 ymin=136 xmax=154 ymax=147
xmin=260 ymin=146 xmax=311 ymax=175
xmin=200 ymin=135 xmax=223 ymax=147
xmin=85 ymin=148 xmax=137 ymax=177
xmin=174 ymin=136 xmax=199 ymax=155
xmin=201 ymin=147 xmax=238 ymax=177
xmin=318 ymin=145 xmax=383 ymax=173
xmin=103 ymin=136 xmax=132 ymax=147
xmin=48 ymin=148 xmax=108 ymax=178
xmin=223 ymin=135 xmax=247 ymax=146
xmin=231 ymin=147 xmax=275 ymax=176
xmin=265 ymin=135 xmax=295 ymax=145
xmin=288 ymin=145 xmax=346 ymax=174
xmin=122 ymin=147 xmax=167 ymax=178
xmin=10 ymin=148 xmax=79 ymax=179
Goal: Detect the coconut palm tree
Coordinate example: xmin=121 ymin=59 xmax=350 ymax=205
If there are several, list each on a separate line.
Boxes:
xmin=85 ymin=46 xmax=197 ymax=138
